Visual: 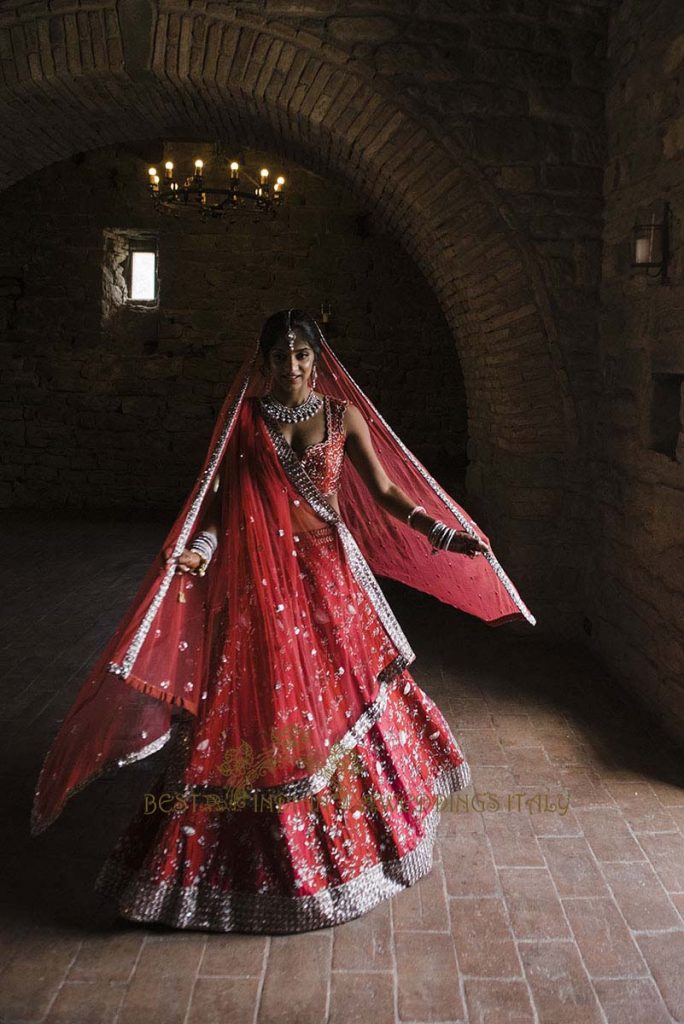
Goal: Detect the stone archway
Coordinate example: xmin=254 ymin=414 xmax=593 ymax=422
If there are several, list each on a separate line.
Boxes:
xmin=0 ymin=1 xmax=579 ymax=628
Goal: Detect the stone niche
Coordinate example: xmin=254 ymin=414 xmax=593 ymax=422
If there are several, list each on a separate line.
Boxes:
xmin=102 ymin=227 xmax=160 ymax=322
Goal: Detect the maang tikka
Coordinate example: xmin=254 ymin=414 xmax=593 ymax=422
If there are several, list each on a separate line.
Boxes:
xmin=286 ymin=308 xmax=296 ymax=349
xmin=287 ymin=309 xmax=318 ymax=387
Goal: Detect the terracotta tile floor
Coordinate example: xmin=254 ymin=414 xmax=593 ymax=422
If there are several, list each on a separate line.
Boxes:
xmin=2 ymin=514 xmax=683 ymax=1024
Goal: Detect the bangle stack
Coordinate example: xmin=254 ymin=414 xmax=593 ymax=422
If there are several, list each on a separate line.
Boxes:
xmin=188 ymin=530 xmax=218 ymax=576
xmin=407 ymin=504 xmax=426 ymax=526
xmin=427 ymin=519 xmax=458 ymax=555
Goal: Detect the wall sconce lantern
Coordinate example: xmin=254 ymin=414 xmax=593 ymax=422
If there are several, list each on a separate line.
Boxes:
xmin=320 ymin=301 xmax=334 ymax=336
xmin=631 ymin=201 xmax=672 ymax=284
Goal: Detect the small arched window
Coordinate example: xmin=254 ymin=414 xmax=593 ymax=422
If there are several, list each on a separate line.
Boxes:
xmin=102 ymin=228 xmax=159 ymax=321
xmin=126 ymin=238 xmax=158 ymax=304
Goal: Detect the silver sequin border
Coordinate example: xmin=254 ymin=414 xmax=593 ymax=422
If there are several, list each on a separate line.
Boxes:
xmin=173 ymin=656 xmax=411 ymax=805
xmin=260 ymin=409 xmax=416 ymax=670
xmin=330 ymin=353 xmax=537 ymax=626
xmin=93 ymin=767 xmax=469 ymax=934
xmin=107 ymin=354 xmax=258 ymax=679
xmin=30 ymin=727 xmax=173 ymax=837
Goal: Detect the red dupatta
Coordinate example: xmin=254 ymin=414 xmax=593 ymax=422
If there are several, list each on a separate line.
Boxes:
xmin=31 ymin=328 xmax=534 ymax=837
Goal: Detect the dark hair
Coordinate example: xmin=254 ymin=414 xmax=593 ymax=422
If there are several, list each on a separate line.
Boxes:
xmin=259 ymin=309 xmax=322 ymax=358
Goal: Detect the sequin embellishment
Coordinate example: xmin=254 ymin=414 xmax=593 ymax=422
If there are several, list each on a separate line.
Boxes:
xmin=297 ymin=395 xmax=347 ymax=497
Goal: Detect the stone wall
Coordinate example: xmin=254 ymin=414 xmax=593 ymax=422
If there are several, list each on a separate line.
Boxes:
xmin=3 ymin=3 xmax=681 ymax=741
xmin=0 ymin=140 xmax=466 ymax=514
xmin=590 ymin=0 xmax=684 ymax=741
xmin=0 ymin=0 xmax=616 ymax=638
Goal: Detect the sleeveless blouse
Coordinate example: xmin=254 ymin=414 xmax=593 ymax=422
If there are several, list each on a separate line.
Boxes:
xmin=261 ymin=394 xmax=348 ymax=497
xmin=299 ymin=395 xmax=348 ymax=496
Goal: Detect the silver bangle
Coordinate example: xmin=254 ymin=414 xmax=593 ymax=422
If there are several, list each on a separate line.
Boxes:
xmin=427 ymin=519 xmax=457 ymax=554
xmin=188 ymin=529 xmax=217 ymax=572
xmin=189 ymin=543 xmax=213 ymax=562
xmin=407 ymin=504 xmax=426 ymax=526
xmin=198 ymin=529 xmax=218 ymax=550
xmin=190 ymin=529 xmax=217 ymax=554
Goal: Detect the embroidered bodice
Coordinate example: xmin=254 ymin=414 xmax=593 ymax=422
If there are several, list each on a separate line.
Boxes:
xmin=260 ymin=394 xmax=348 ymax=496
xmin=298 ymin=395 xmax=348 ymax=496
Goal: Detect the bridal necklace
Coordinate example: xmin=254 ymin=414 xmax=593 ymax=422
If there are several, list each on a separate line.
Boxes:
xmin=260 ymin=388 xmax=323 ymax=423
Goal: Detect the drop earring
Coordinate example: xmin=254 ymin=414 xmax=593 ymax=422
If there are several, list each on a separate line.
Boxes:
xmin=310 ymin=362 xmax=318 ymax=389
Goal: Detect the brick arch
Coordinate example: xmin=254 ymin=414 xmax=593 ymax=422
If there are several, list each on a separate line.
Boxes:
xmin=0 ymin=2 xmax=577 ymax=603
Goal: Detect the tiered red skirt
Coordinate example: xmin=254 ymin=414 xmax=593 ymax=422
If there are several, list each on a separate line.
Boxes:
xmin=94 ymin=524 xmax=472 ymax=933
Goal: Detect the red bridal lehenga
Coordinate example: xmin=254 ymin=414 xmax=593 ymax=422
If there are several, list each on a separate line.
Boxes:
xmin=30 ymin=328 xmax=535 ymax=934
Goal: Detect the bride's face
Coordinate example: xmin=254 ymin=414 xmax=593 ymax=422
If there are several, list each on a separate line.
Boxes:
xmin=266 ymin=334 xmax=316 ymax=388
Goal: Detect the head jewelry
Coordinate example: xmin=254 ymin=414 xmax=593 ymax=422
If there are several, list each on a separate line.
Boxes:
xmin=286 ymin=308 xmax=296 ymax=349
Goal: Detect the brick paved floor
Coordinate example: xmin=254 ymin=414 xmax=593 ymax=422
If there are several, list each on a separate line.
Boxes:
xmin=1 ymin=513 xmax=683 ymax=1024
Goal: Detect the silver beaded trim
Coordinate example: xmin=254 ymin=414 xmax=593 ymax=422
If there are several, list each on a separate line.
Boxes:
xmin=30 ymin=726 xmax=174 ymax=838
xmin=93 ymin=769 xmax=469 ymax=934
xmin=175 ymin=659 xmax=408 ymax=806
xmin=260 ymin=410 xmax=416 ymax=669
xmin=107 ymin=349 xmax=258 ymax=679
xmin=115 ymin=727 xmax=175 ymax=769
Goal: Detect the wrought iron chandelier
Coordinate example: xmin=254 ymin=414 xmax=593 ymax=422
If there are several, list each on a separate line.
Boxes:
xmin=146 ymin=158 xmax=286 ymax=219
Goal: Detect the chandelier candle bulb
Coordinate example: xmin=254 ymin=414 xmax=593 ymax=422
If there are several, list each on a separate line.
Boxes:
xmin=164 ymin=161 xmax=174 ymax=179
xmin=230 ymin=161 xmax=239 ymax=180
xmin=194 ymin=159 xmax=203 ymax=178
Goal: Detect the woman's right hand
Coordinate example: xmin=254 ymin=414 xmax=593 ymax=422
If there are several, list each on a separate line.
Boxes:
xmin=163 ymin=547 xmax=202 ymax=573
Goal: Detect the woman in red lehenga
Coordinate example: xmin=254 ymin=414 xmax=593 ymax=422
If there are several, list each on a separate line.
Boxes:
xmin=31 ymin=309 xmax=535 ymax=933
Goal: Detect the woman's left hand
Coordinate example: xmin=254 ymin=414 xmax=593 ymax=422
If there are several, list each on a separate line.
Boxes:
xmin=447 ymin=531 xmax=491 ymax=559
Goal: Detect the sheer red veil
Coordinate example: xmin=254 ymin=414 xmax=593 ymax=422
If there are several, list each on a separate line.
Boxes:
xmin=31 ymin=318 xmax=535 ymax=836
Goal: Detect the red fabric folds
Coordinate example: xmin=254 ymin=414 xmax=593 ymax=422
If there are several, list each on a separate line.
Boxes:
xmin=320 ymin=341 xmax=534 ymax=627
xmin=31 ymin=331 xmax=534 ymax=838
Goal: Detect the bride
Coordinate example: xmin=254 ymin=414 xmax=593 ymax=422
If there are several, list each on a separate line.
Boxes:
xmin=31 ymin=308 xmax=534 ymax=933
